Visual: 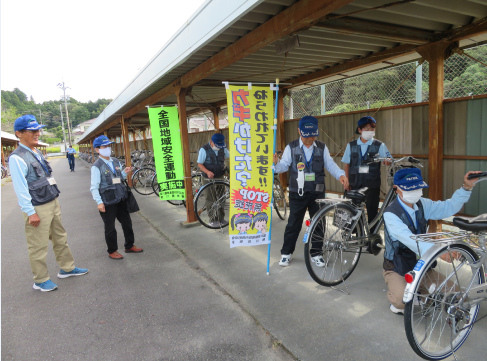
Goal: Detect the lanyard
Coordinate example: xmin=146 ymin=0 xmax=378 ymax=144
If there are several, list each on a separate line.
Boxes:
xmin=360 ymin=145 xmax=370 ymax=162
xmin=33 ymin=151 xmax=50 ymax=176
xmin=301 ymin=145 xmax=315 ymax=171
xmin=398 ymin=201 xmax=419 ymax=234
xmin=106 ymin=160 xmax=117 ymax=176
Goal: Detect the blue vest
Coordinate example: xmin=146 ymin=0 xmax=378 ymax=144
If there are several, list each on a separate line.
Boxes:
xmin=288 ymin=139 xmax=326 ymax=194
xmin=9 ymin=146 xmax=60 ymax=206
xmin=348 ymin=139 xmax=382 ymax=189
xmin=384 ymin=198 xmax=427 ymax=276
xmin=93 ymin=158 xmax=126 ymax=205
xmin=201 ymin=143 xmax=225 ymax=178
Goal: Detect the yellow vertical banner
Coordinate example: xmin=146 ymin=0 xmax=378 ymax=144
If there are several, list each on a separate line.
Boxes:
xmin=226 ymin=85 xmax=274 ymax=248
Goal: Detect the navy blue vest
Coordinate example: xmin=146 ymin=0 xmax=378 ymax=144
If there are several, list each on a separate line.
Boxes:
xmin=201 ymin=143 xmax=225 ymax=178
xmin=10 ymin=146 xmax=60 ymax=206
xmin=93 ymin=158 xmax=127 ymax=206
xmin=348 ymin=139 xmax=382 ymax=189
xmin=288 ymin=139 xmax=326 ymax=194
xmin=384 ymin=198 xmax=428 ymax=276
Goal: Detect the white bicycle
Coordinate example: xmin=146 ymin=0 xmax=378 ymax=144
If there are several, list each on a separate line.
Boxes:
xmin=402 ymin=171 xmax=487 ymax=360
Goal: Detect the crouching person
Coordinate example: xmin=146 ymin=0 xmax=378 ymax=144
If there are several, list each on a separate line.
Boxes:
xmin=383 ymin=168 xmax=480 ymax=314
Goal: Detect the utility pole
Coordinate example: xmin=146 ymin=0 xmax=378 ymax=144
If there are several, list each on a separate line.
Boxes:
xmin=57 ymin=81 xmax=73 ymax=145
xmin=59 ymin=104 xmax=67 ymax=150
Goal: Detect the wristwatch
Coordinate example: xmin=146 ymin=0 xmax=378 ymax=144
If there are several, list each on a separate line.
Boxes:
xmin=462 ymin=184 xmax=473 ymax=191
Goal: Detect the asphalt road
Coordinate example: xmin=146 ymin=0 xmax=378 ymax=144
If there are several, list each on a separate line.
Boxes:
xmin=2 ymin=156 xmax=485 ymax=361
xmin=1 ymin=157 xmax=294 ymax=361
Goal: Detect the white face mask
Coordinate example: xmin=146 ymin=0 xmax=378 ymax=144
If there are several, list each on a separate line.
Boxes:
xmin=99 ymin=147 xmax=111 ymax=157
xmin=361 ymin=131 xmax=375 ymax=141
xmin=400 ymin=188 xmax=423 ymax=204
xmin=211 ymin=145 xmax=220 ymax=151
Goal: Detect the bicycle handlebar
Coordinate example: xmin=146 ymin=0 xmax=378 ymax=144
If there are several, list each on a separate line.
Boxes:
xmin=363 ymin=155 xmax=422 ymax=167
xmin=467 ymin=171 xmax=487 ymax=180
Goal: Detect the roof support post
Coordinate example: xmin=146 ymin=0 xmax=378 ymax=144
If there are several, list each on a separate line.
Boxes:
xmin=90 ymin=138 xmax=94 ymax=159
xmin=142 ymin=129 xmax=148 ymax=150
xmin=211 ymin=107 xmax=220 ymax=131
xmin=417 ymin=42 xmax=452 ymax=232
xmin=278 ymin=89 xmax=288 ymax=190
xmin=176 ymin=86 xmax=197 ymax=223
xmin=121 ymin=116 xmax=133 ymax=187
xmin=2 ymin=146 xmax=6 ymax=167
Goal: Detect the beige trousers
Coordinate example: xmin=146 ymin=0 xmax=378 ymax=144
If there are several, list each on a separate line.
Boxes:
xmin=383 ymin=267 xmax=456 ymax=310
xmin=23 ymin=198 xmax=75 ymax=283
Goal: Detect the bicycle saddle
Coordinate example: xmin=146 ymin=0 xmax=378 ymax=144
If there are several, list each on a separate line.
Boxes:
xmin=344 ymin=187 xmax=369 ymax=203
xmin=453 ymin=213 xmax=487 ymax=232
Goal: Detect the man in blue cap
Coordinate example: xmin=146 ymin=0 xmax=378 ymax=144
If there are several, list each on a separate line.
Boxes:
xmin=383 ymin=168 xmax=480 ymax=314
xmin=66 ymin=144 xmax=77 ymax=172
xmin=273 ymin=115 xmax=349 ymax=267
xmin=197 ymin=133 xmax=230 ymax=227
xmin=9 ymin=115 xmax=88 ymax=292
xmin=90 ymin=135 xmax=143 ymax=259
xmin=342 ymin=116 xmax=392 ymax=231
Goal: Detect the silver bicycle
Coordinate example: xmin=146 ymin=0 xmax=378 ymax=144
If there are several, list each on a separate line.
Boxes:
xmin=403 ymin=171 xmax=487 ymax=361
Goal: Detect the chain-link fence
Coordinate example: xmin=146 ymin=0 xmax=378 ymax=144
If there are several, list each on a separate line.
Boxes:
xmin=284 ymin=45 xmax=487 ymax=119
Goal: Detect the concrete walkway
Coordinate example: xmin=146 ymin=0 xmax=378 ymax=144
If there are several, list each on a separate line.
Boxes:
xmin=2 ymin=157 xmax=485 ymax=360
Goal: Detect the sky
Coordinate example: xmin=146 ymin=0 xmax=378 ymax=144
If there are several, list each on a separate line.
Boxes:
xmin=1 ymin=0 xmax=207 ymax=104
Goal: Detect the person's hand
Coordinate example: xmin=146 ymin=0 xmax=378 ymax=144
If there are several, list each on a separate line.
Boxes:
xmin=339 ymin=175 xmax=349 ymax=190
xmin=98 ymin=203 xmax=106 ymax=212
xmin=28 ymin=213 xmax=40 ymax=227
xmin=440 ymin=251 xmax=462 ymax=263
xmin=464 ymin=171 xmax=482 ymax=189
xmin=207 ymin=171 xmax=214 ymax=179
xmin=273 ymin=153 xmax=279 ymax=165
xmin=124 ymin=167 xmax=133 ymax=174
xmin=383 ymin=158 xmax=392 ymax=166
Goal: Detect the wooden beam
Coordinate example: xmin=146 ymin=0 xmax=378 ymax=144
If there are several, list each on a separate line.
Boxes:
xmin=211 ymin=107 xmax=220 ymax=131
xmin=90 ymin=138 xmax=94 ymax=159
xmin=122 ymin=0 xmax=353 ymax=119
xmin=121 ymin=116 xmax=133 ymax=187
xmin=313 ymin=17 xmax=434 ymax=45
xmin=176 ymin=86 xmax=197 ymax=223
xmin=284 ymin=44 xmax=417 ymax=88
xmin=277 ymin=89 xmax=288 ymax=190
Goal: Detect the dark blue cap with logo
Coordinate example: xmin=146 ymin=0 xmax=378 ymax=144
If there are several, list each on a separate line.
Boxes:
xmin=394 ymin=168 xmax=429 ymax=191
xmin=14 ymin=115 xmax=46 ymax=132
xmin=93 ymin=135 xmax=114 ymax=148
xmin=299 ymin=115 xmax=319 ymax=138
xmin=211 ymin=133 xmax=226 ymax=148
xmin=355 ymin=116 xmax=377 ymax=134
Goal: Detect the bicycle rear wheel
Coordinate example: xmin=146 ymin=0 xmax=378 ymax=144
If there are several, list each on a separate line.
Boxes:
xmin=132 ymin=167 xmax=156 ymax=195
xmin=404 ymin=244 xmax=484 ymax=361
xmin=194 ymin=180 xmax=230 ymax=229
xmin=304 ymin=202 xmax=363 ymax=287
xmin=273 ymin=178 xmax=287 ymax=220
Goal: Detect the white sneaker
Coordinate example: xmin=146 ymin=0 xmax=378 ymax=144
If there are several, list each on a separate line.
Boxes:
xmin=311 ymin=255 xmax=326 ymax=267
xmin=279 ymin=254 xmax=292 ymax=267
xmin=390 ymin=304 xmax=404 ymax=315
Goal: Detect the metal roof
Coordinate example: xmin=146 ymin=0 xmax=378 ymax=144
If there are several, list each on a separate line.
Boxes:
xmin=79 ymin=0 xmax=487 ymax=142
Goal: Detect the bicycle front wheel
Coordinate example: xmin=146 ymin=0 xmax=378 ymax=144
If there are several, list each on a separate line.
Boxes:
xmin=304 ymin=202 xmax=363 ymax=287
xmin=273 ymin=178 xmax=287 ymax=220
xmin=132 ymin=167 xmax=156 ymax=195
xmin=404 ymin=243 xmax=484 ymax=361
xmin=194 ymin=180 xmax=230 ymax=229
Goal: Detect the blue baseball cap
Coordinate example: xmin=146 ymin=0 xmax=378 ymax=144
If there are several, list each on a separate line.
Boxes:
xmin=14 ymin=115 xmax=46 ymax=132
xmin=211 ymin=133 xmax=226 ymax=148
xmin=93 ymin=135 xmax=114 ymax=148
xmin=356 ymin=116 xmax=376 ymax=134
xmin=394 ymin=168 xmax=429 ymax=191
xmin=299 ymin=116 xmax=319 ymax=138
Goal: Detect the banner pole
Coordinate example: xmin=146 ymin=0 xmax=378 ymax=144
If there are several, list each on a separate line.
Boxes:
xmin=267 ymin=78 xmax=279 ymax=275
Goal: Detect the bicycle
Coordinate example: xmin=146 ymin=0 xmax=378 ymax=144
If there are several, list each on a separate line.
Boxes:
xmin=1 ymin=164 xmax=9 ymax=179
xmin=303 ymin=156 xmax=422 ymax=290
xmin=403 ymin=171 xmax=487 ymax=361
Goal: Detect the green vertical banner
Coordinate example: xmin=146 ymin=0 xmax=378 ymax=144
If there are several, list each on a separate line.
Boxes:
xmin=148 ymin=106 xmax=185 ymax=200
